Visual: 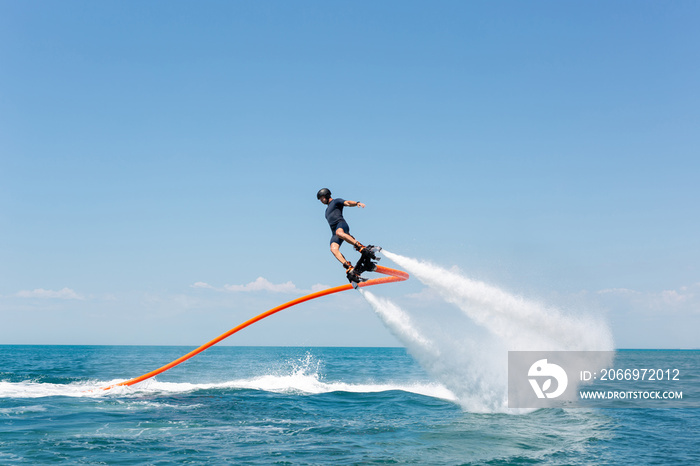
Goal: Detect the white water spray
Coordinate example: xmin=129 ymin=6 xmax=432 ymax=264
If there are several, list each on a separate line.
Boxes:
xmin=361 ymin=288 xmax=509 ymax=412
xmin=360 ymin=251 xmax=614 ymax=412
xmin=360 ymin=290 xmax=437 ymax=355
xmin=382 ymin=251 xmax=613 ymax=352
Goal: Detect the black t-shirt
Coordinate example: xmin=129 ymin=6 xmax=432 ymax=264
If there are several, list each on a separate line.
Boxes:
xmin=325 ymin=198 xmax=346 ymax=230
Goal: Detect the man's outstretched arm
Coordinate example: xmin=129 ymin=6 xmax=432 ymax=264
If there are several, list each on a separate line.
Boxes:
xmin=343 ymin=200 xmax=365 ymax=208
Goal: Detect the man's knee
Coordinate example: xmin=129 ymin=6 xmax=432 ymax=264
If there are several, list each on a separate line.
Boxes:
xmin=335 ymin=229 xmax=352 ymax=241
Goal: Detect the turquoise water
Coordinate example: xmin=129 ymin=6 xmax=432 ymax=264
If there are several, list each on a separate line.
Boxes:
xmin=1 ymin=346 xmax=698 ymax=464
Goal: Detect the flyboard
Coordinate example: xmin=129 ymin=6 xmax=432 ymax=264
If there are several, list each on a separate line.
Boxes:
xmin=101 ymin=246 xmax=407 ymax=391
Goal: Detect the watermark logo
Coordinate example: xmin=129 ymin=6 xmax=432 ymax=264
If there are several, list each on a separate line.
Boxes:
xmin=509 ymin=351 xmax=694 ymax=409
xmin=528 ymin=358 xmax=568 ymax=399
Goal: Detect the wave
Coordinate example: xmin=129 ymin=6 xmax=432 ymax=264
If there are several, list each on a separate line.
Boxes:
xmin=0 ymin=374 xmax=457 ymax=401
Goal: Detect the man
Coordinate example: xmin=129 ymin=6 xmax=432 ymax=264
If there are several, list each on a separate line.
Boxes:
xmin=317 ymin=188 xmax=370 ymax=280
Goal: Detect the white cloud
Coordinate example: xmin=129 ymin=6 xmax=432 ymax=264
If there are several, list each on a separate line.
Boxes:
xmin=192 ymin=277 xmax=302 ymax=293
xmin=191 ymin=282 xmax=215 ymax=290
xmin=660 ymin=289 xmax=693 ymax=305
xmin=310 ymin=283 xmax=331 ymax=293
xmin=15 ymin=287 xmax=85 ymax=300
xmin=597 ymin=283 xmax=700 ymax=314
xmin=597 ymin=288 xmax=641 ymax=296
xmin=225 ymin=277 xmax=298 ymax=293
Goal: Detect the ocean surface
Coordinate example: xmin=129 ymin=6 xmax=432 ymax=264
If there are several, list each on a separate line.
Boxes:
xmin=1 ymin=345 xmax=698 ymax=465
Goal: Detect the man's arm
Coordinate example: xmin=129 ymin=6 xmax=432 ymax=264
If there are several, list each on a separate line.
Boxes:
xmin=343 ymin=200 xmax=365 ymax=208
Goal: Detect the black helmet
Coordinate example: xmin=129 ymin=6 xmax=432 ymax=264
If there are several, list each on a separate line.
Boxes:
xmin=316 ymin=188 xmax=331 ymax=200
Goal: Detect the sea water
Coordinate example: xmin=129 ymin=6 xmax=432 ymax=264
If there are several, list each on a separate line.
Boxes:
xmin=1 ymin=345 xmax=698 ymax=464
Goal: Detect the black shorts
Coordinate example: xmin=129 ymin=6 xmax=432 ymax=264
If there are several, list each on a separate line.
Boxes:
xmin=330 ymin=220 xmax=350 ymax=246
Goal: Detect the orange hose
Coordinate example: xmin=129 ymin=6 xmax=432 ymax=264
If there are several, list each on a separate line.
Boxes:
xmin=101 ymin=265 xmax=408 ymax=390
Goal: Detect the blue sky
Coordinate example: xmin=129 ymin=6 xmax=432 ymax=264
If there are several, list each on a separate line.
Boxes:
xmin=1 ymin=1 xmax=698 ymax=348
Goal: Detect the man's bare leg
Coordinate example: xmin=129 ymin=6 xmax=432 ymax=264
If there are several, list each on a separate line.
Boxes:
xmin=330 ymin=242 xmax=350 ymax=266
xmin=335 ymin=228 xmax=364 ymax=250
